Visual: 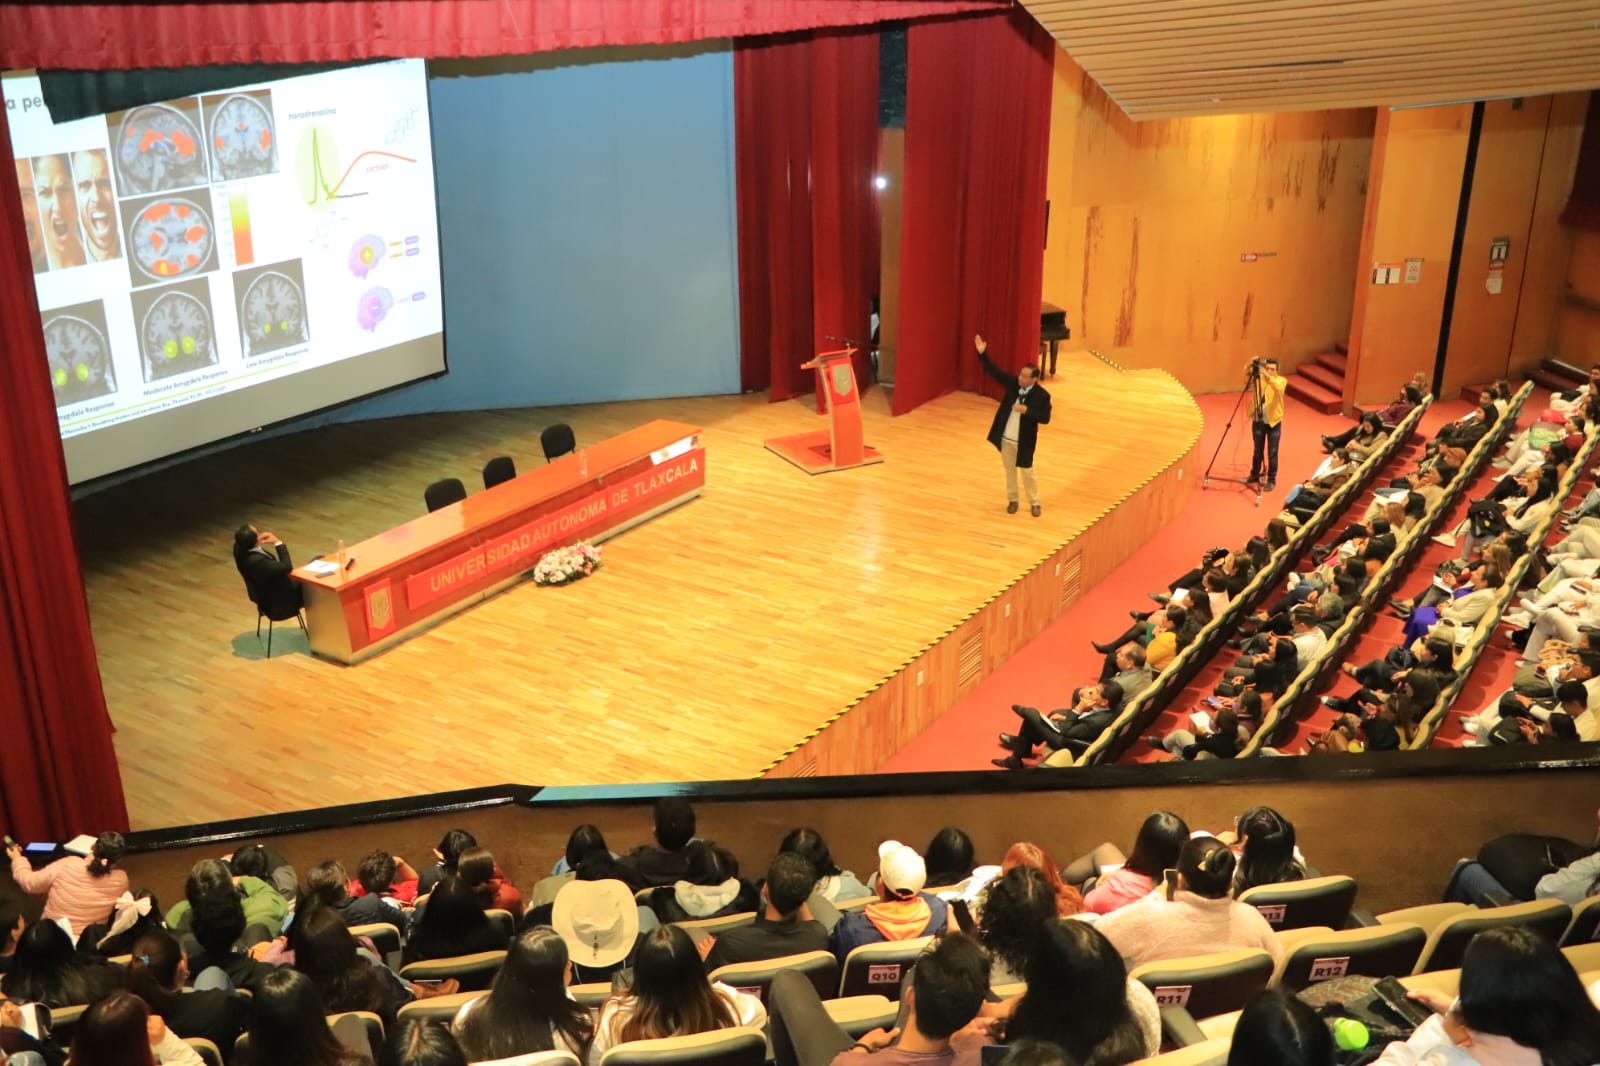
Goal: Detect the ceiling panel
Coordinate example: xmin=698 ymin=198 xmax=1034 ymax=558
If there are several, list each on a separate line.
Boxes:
xmin=1020 ymin=0 xmax=1600 ymax=119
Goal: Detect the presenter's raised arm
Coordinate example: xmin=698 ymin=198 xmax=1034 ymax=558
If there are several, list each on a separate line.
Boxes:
xmin=975 ymin=333 xmax=1011 ymax=386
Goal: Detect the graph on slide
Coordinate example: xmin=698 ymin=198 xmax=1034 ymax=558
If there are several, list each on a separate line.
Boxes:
xmin=295 ymin=124 xmax=416 ymax=211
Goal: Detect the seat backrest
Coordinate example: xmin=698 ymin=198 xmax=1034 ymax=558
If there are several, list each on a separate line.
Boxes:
xmin=399 ymin=949 xmax=509 ymax=991
xmin=839 ymin=936 xmax=934 ymax=1000
xmin=425 ymin=477 xmax=468 ymax=512
xmin=1416 ymin=899 xmax=1574 ymax=974
xmin=1129 ymin=949 xmax=1275 ymax=1019
xmin=185 ymin=1038 xmax=224 ymax=1066
xmin=1560 ymin=894 xmax=1600 ymax=948
xmin=483 ymin=455 xmax=518 ymax=489
xmin=672 ymin=911 xmax=757 ymax=936
xmin=542 ymin=423 xmax=577 ymax=461
xmin=598 ymin=1026 xmax=767 ymax=1066
xmin=709 ymin=950 xmax=838 ymax=1003
xmin=395 ymin=989 xmax=486 ymax=1026
xmin=1239 ymin=875 xmax=1359 ymax=932
xmin=347 ymin=921 xmax=404 ymax=962
xmin=475 ymin=1052 xmax=583 ymax=1066
xmin=487 ymin=908 xmax=517 ymax=943
xmin=1274 ymin=923 xmax=1428 ymax=992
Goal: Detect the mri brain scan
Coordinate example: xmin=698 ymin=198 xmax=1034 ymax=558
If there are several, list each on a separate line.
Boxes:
xmin=128 ymin=196 xmax=215 ymax=284
xmin=140 ymin=289 xmax=217 ymax=381
xmin=240 ymin=270 xmax=309 ymax=356
xmin=114 ymin=103 xmax=208 ymax=194
xmin=44 ymin=312 xmax=115 ymax=408
xmin=208 ymin=93 xmax=277 ymax=180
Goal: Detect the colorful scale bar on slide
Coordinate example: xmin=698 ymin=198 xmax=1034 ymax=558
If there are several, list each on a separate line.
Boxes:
xmin=229 ymin=189 xmax=253 ymax=266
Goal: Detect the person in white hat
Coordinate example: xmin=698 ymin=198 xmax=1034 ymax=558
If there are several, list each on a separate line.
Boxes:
xmin=551 ymin=877 xmax=642 ymax=981
xmin=828 ymin=841 xmax=949 ymax=964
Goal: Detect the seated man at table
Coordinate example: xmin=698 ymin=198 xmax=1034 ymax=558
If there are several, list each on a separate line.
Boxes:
xmin=233 ymin=523 xmax=303 ymax=615
xmin=992 ymin=681 xmax=1124 ymax=769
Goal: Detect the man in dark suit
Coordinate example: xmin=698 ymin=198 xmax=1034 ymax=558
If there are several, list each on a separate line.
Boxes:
xmin=991 ymin=680 xmax=1123 ymax=769
xmin=976 ymin=333 xmax=1052 ymax=517
xmin=233 ymin=523 xmax=304 ymax=617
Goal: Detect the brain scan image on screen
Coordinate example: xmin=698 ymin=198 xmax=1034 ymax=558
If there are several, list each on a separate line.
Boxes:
xmin=206 ymin=91 xmax=277 ymax=181
xmin=233 ymin=259 xmax=310 ymax=357
xmin=123 ymin=194 xmax=217 ymax=286
xmin=135 ymin=282 xmax=218 ymax=382
xmin=356 ymin=286 xmax=394 ymax=331
xmin=112 ymin=100 xmax=208 ymax=195
xmin=43 ymin=301 xmax=116 ymax=409
xmin=350 ymin=234 xmax=385 ymax=278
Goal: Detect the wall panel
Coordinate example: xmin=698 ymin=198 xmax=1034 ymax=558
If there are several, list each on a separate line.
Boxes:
xmin=1508 ymin=92 xmax=1589 ymax=376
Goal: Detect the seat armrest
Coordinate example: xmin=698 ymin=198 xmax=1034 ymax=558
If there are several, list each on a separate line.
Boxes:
xmin=1479 ymin=889 xmax=1514 ymax=907
xmin=1345 ymin=908 xmax=1381 ymax=928
xmin=1162 ymin=1007 xmax=1207 ymax=1048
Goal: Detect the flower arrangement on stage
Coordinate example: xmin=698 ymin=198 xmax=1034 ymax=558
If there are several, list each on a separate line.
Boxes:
xmin=533 ymin=541 xmax=603 ymax=586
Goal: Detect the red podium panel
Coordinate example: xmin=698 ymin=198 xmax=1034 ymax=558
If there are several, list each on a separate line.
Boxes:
xmin=765 ymin=347 xmax=883 ymax=474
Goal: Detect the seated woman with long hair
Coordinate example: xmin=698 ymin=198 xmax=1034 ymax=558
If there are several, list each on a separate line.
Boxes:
xmin=125 ymin=928 xmax=247 ymax=1054
xmin=241 ymin=968 xmax=372 ymax=1066
xmin=1227 ymin=988 xmax=1333 ymax=1066
xmin=923 ymin=827 xmax=977 ymax=890
xmin=455 ymin=847 xmax=522 ymax=916
xmin=453 ymin=926 xmax=593 ymax=1062
xmin=1229 ymin=806 xmax=1307 ymax=895
xmin=1377 ymin=925 xmax=1600 ymax=1065
xmin=589 ymin=925 xmax=764 ymax=1065
xmin=381 ymin=1019 xmax=467 ymax=1066
xmin=1067 ymin=811 xmax=1191 ymax=915
xmin=402 ymin=875 xmax=507 ymax=965
xmin=779 ymin=827 xmax=871 ymax=903
xmin=1093 ymin=837 xmax=1281 ymax=970
xmin=999 ymin=842 xmax=1083 ymax=917
xmin=68 ymin=990 xmax=204 ymax=1066
xmin=3 ymin=918 xmax=121 ymax=1007
xmin=977 ymin=866 xmax=1058 ymax=983
xmin=292 ymin=899 xmax=408 ymax=1028
xmin=988 ymin=919 xmax=1159 ymax=1063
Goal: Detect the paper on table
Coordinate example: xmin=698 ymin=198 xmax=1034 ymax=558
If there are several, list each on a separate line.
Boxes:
xmin=62 ymin=833 xmax=96 ymax=856
xmin=304 ymin=559 xmax=341 ymax=576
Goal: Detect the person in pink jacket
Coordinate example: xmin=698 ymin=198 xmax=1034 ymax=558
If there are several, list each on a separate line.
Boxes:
xmin=7 ymin=831 xmax=129 ymax=937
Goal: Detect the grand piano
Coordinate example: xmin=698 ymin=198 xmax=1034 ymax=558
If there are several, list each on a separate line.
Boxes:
xmin=1040 ymin=302 xmax=1070 ymax=376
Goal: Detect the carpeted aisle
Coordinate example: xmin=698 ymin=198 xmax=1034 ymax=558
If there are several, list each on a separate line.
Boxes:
xmin=878 ymin=389 xmax=1477 ymax=774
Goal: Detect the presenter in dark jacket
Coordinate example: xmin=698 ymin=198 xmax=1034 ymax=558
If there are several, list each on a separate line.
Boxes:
xmin=233 ymin=523 xmax=304 ymax=616
xmin=977 ymin=333 xmax=1052 ymax=516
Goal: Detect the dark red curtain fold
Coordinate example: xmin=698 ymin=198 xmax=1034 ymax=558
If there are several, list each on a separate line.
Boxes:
xmin=735 ymin=28 xmax=880 ymax=403
xmin=0 ymin=1 xmax=1004 ymax=70
xmin=893 ymin=8 xmax=1054 ymax=415
xmin=0 ymin=108 xmax=129 ymax=840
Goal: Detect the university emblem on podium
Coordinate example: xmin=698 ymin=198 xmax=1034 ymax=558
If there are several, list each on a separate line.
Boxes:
xmin=831 ymin=363 xmax=853 ymax=396
xmin=364 ymin=579 xmax=396 ymax=639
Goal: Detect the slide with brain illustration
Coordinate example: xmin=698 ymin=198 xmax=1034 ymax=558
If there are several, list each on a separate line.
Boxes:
xmin=4 ymin=59 xmax=446 ymax=483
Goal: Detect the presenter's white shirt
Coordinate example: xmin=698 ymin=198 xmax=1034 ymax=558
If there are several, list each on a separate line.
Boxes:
xmin=1005 ymin=387 xmax=1031 ymax=442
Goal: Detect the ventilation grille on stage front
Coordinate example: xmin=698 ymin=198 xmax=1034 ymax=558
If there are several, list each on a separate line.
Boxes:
xmin=1061 ymin=554 xmax=1082 ymax=608
xmin=958 ymin=627 xmax=983 ymax=690
xmin=794 ymin=757 xmax=818 ymax=778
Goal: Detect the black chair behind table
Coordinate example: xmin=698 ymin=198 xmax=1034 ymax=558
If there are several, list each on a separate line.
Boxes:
xmin=482 ymin=455 xmax=517 ymax=489
xmin=424 ymin=477 xmax=469 ymax=513
xmin=235 ymin=551 xmax=305 ymax=659
xmin=541 ymin=423 xmax=576 ymax=462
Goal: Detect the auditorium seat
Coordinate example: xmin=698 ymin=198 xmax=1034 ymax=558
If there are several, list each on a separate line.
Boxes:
xmin=542 ymin=423 xmax=577 ymax=462
xmin=184 ymin=1037 xmax=224 ymax=1066
xmin=486 ymin=908 xmax=517 ymax=942
xmin=1269 ymin=922 xmax=1428 ymax=991
xmin=425 ymin=477 xmax=469 ymax=512
xmin=1238 ymin=874 xmax=1359 ymax=931
xmin=571 ymin=982 xmax=612 ymax=1008
xmin=838 ymin=936 xmax=934 ymax=999
xmin=395 ymin=989 xmax=486 ymax=1025
xmin=709 ymin=949 xmax=837 ymax=1002
xmin=1560 ymin=894 xmax=1600 ymax=947
xmin=483 ymin=455 xmax=517 ymax=489
xmin=475 ymin=1052 xmax=582 ymax=1066
xmin=672 ymin=911 xmax=757 ymax=936
xmin=1127 ymin=948 xmax=1275 ymax=1020
xmin=347 ymin=921 xmax=404 ymax=968
xmin=821 ymin=995 xmax=900 ymax=1039
xmin=1128 ymin=1038 xmax=1230 ymax=1066
xmin=399 ymin=949 xmax=508 ymax=991
xmin=1395 ymin=899 xmax=1573 ymax=973
xmin=598 ymin=1026 xmax=767 ymax=1066
xmin=836 ymin=896 xmax=873 ymax=912
xmin=235 ymin=1011 xmax=383 ymax=1059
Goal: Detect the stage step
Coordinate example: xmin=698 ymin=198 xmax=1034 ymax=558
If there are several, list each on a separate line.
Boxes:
xmin=1334 ymin=341 xmax=1349 ymax=356
xmin=1300 ymin=361 xmax=1345 ymax=393
xmin=1460 ymin=381 xmax=1487 ymax=406
xmin=1314 ymin=351 xmax=1348 ymax=375
xmin=1286 ymin=373 xmax=1341 ymax=414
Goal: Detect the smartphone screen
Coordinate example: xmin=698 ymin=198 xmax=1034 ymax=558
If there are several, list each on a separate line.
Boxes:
xmin=1373 ymin=976 xmax=1434 ymax=1028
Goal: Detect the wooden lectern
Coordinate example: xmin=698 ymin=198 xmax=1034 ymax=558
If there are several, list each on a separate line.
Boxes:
xmin=764 ymin=346 xmax=884 ymax=474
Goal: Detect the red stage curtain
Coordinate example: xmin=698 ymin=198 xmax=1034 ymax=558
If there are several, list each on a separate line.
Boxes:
xmin=892 ymin=8 xmax=1054 ymax=415
xmin=0 ymin=1 xmax=1002 ymax=70
xmin=0 ymin=108 xmax=129 ymax=839
xmin=735 ymin=28 xmax=879 ymax=402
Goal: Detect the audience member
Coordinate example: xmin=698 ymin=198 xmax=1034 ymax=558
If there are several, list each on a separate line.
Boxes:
xmin=242 ymin=968 xmax=372 ymax=1066
xmin=5 ymin=833 xmax=128 ymax=937
xmin=1230 ymin=807 xmax=1306 ymax=895
xmin=291 ymin=900 xmax=410 ymax=1027
xmin=455 ymin=847 xmax=521 ymax=915
xmin=997 ymin=843 xmax=1082 ymax=917
xmin=2 ymin=918 xmax=121 ymax=1007
xmin=767 ymin=932 xmax=988 ymax=1066
xmin=80 ymin=888 xmax=167 ymax=959
xmin=993 ymin=681 xmax=1124 ymax=769
xmin=590 ymin=925 xmax=765 ymax=1065
xmin=1146 ymin=705 xmax=1243 ymax=761
xmin=227 ymin=843 xmax=297 ymax=901
xmin=1070 ymin=811 xmax=1191 ymax=915
xmin=704 ymin=852 xmax=828 ymax=970
xmin=69 ymin=990 xmax=205 ymax=1066
xmin=380 ymin=1019 xmax=465 ymax=1066
xmin=1377 ymin=926 xmax=1600 ymax=1065
xmin=551 ymin=825 xmax=614 ymax=877
xmin=648 ymin=840 xmax=759 ymax=924
xmin=453 ymin=926 xmax=594 ymax=1063
xmin=550 ymin=873 xmax=647 ymax=984
xmin=830 ymin=841 xmax=949 ymax=963
xmin=306 ymin=860 xmax=402 ymax=929
xmin=996 ymin=1041 xmax=1072 ymax=1066
xmin=350 ymin=851 xmax=421 ymax=907
xmin=402 ymin=876 xmax=506 ymax=965
xmin=0 ymin=898 xmax=20 ymax=977
xmin=1444 ymin=809 xmax=1600 ymax=905
xmin=975 ymin=866 xmax=1057 ymax=983
xmin=620 ymin=798 xmax=699 ymax=889
xmin=779 ymin=827 xmax=872 ymax=904
xmin=417 ymin=830 xmax=476 ymax=896
xmin=1226 ymin=988 xmax=1333 ymax=1066
xmin=989 ymin=919 xmax=1158 ymax=1063
xmin=185 ymin=887 xmax=277 ymax=993
xmin=924 ymin=828 xmax=978 ymax=890
xmin=125 ymin=928 xmax=248 ymax=1055
xmin=1093 ymin=837 xmax=1281 ymax=969
xmin=166 ymin=859 xmax=288 ymax=944
xmin=233 ymin=523 xmax=305 ymax=622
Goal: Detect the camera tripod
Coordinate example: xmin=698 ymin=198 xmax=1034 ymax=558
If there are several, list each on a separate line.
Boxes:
xmin=1202 ymin=360 xmax=1268 ymax=506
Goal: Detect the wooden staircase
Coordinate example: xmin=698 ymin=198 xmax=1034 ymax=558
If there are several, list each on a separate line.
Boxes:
xmin=1285 ymin=344 xmax=1347 ymax=415
xmin=1462 ymin=358 xmax=1586 ymax=406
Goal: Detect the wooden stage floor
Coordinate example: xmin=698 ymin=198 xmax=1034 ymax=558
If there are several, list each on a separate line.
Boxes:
xmin=74 ymin=354 xmax=1202 ymax=828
